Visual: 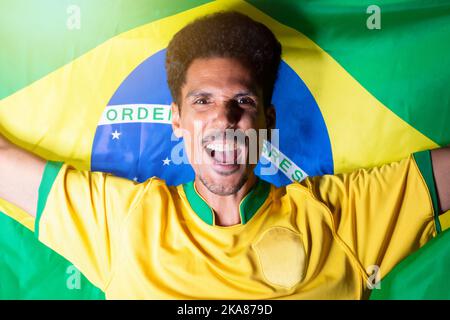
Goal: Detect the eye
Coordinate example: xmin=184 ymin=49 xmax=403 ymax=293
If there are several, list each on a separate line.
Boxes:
xmin=237 ymin=97 xmax=256 ymax=107
xmin=194 ymin=98 xmax=209 ymax=105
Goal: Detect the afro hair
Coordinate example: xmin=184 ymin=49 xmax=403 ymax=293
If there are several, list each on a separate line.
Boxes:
xmin=165 ymin=11 xmax=282 ymax=108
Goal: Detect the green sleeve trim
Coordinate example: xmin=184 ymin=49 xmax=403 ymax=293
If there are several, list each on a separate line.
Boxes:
xmin=413 ymin=150 xmax=442 ymax=233
xmin=35 ymin=161 xmax=63 ymax=238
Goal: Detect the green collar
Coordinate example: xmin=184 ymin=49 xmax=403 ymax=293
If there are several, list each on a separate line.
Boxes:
xmin=182 ymin=178 xmax=271 ymax=226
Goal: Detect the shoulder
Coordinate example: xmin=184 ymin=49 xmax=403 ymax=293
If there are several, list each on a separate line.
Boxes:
xmin=141 ymin=176 xmax=173 ymax=191
xmin=271 ymin=181 xmax=321 ymax=208
xmin=134 ymin=176 xmax=180 ymax=202
xmin=53 ymin=164 xmax=177 ymax=200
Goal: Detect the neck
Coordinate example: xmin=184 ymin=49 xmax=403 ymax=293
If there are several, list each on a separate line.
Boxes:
xmin=194 ymin=174 xmax=258 ymax=227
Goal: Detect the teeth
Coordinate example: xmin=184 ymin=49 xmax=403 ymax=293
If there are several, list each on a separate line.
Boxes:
xmin=206 ymin=143 xmax=236 ymax=152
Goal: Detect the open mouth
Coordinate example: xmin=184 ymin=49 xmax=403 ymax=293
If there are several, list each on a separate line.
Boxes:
xmin=202 ymin=136 xmax=246 ymax=173
xmin=204 ymin=141 xmax=242 ymax=164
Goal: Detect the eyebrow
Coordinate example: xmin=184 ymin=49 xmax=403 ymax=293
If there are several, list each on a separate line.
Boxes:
xmin=234 ymin=92 xmax=257 ymax=98
xmin=185 ymin=90 xmax=258 ymax=100
xmin=185 ymin=91 xmax=212 ymax=99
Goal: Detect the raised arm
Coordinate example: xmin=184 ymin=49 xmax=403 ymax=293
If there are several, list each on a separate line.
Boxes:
xmin=431 ymin=146 xmax=450 ymax=213
xmin=0 ymin=133 xmax=46 ymax=217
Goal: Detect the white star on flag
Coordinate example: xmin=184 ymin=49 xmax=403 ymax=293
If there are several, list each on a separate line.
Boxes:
xmin=162 ymin=157 xmax=171 ymax=166
xmin=111 ymin=130 xmax=121 ymax=140
xmin=133 ymin=177 xmax=138 ymax=182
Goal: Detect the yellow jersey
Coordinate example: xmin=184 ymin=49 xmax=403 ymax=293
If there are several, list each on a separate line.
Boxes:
xmin=35 ymin=150 xmax=441 ymax=299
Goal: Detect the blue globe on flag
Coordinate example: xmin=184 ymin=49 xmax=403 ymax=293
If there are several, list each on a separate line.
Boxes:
xmin=91 ymin=49 xmax=333 ymax=186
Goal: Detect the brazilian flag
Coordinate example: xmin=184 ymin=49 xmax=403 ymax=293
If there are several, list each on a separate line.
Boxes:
xmin=0 ymin=0 xmax=449 ymax=299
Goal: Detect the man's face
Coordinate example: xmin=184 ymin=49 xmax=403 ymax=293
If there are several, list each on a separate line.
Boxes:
xmin=172 ymin=57 xmax=275 ymax=195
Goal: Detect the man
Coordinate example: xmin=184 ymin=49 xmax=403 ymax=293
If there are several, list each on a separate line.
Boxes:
xmin=0 ymin=11 xmax=448 ymax=299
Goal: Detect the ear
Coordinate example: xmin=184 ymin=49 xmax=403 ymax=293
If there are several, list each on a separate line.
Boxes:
xmin=171 ymin=102 xmax=183 ymax=138
xmin=265 ymin=104 xmax=276 ymax=130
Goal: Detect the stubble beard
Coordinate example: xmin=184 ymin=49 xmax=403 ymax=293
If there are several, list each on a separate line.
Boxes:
xmin=197 ymin=169 xmax=250 ymax=196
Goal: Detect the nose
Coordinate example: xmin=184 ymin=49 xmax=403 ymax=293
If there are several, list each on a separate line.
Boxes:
xmin=213 ymin=99 xmax=243 ymax=129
